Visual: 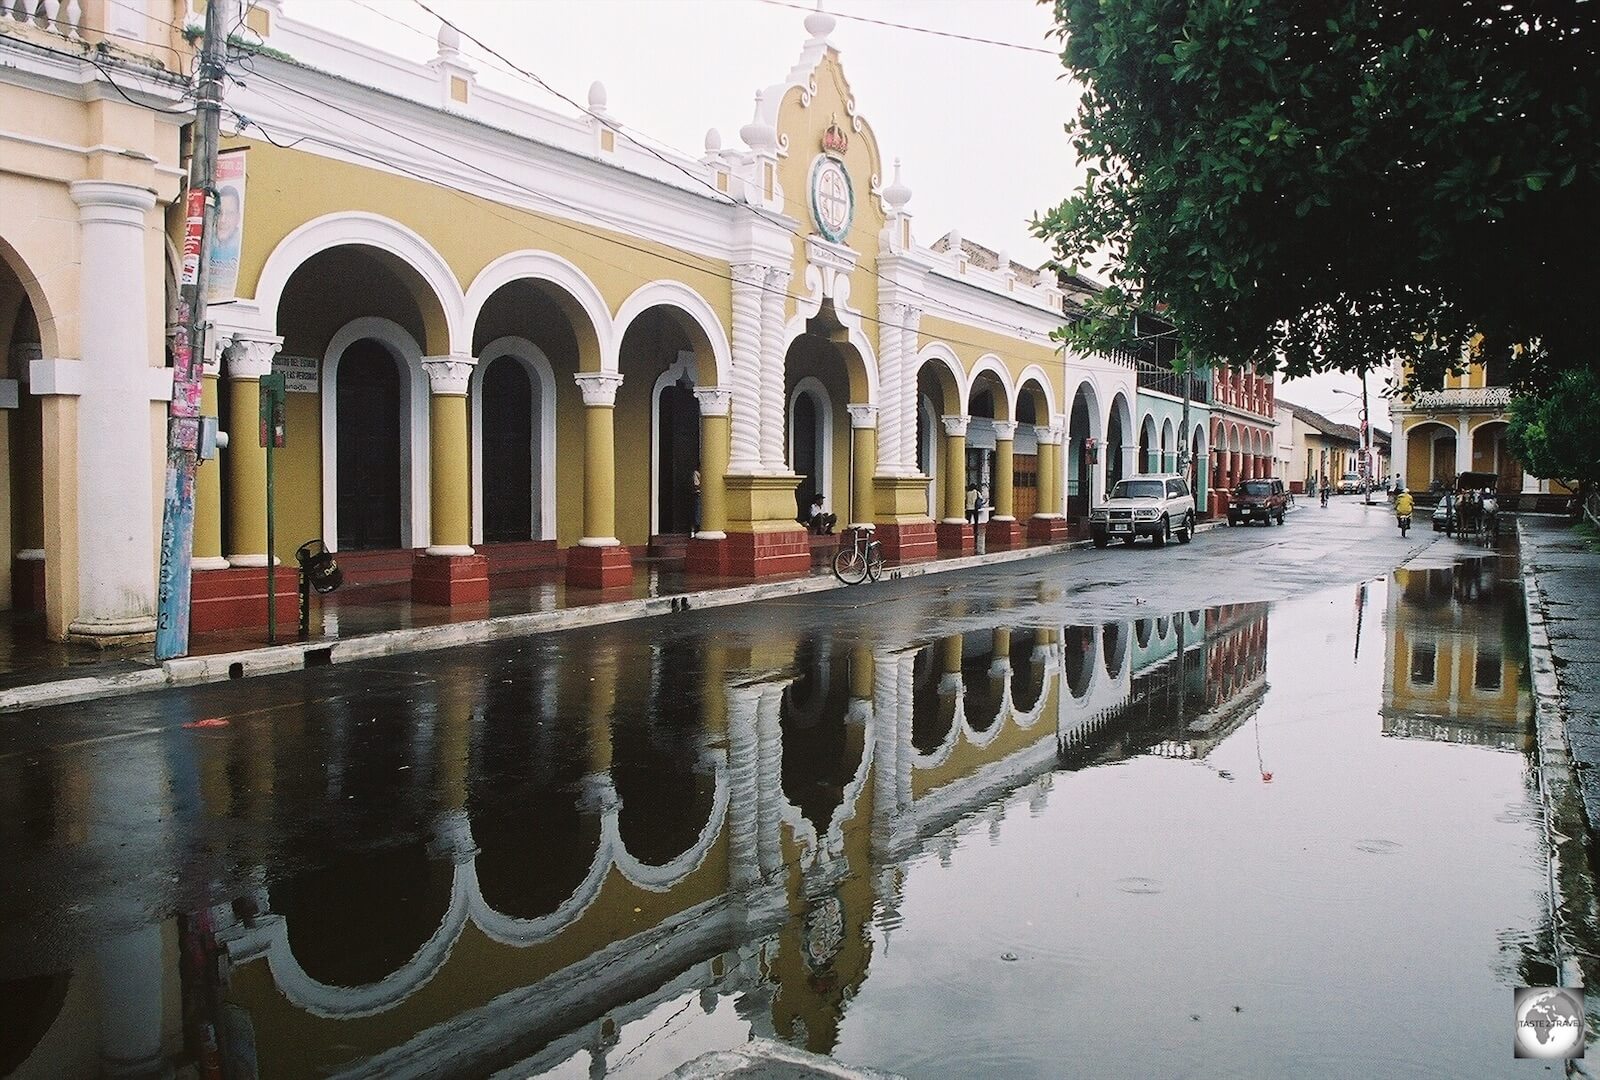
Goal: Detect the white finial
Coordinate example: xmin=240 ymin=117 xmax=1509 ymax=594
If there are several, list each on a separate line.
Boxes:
xmin=587 ymin=80 xmax=608 ymax=114
xmin=805 ymin=0 xmax=835 ymax=40
xmin=740 ymin=91 xmax=776 ymax=151
xmin=996 ymin=248 xmax=1011 ymax=275
xmin=436 ymin=22 xmax=460 ymax=57
xmin=704 ymin=127 xmax=722 ymax=154
xmin=947 ymin=228 xmax=963 ymax=256
xmin=884 ymin=157 xmax=911 ymax=210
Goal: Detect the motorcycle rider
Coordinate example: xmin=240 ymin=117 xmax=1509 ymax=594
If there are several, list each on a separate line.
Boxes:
xmin=1394 ymin=487 xmax=1414 ymax=535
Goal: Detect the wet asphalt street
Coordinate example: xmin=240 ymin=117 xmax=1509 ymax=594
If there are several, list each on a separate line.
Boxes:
xmin=0 ymin=496 xmax=1548 ymax=1079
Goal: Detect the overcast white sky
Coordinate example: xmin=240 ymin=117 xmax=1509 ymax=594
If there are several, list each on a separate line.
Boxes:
xmin=288 ymin=0 xmax=1369 ymax=423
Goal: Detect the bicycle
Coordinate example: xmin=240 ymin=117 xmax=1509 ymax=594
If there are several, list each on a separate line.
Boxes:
xmin=832 ymin=526 xmax=885 ymax=585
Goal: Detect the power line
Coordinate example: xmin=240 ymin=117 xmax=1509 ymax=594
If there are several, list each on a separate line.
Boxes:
xmin=12 ymin=35 xmax=195 ymax=114
xmin=751 ymin=0 xmax=1059 ymax=56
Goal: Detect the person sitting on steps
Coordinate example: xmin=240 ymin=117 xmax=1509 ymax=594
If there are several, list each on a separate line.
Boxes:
xmin=807 ymin=494 xmax=837 ymax=535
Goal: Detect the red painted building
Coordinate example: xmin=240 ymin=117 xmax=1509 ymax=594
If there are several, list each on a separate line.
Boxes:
xmin=1207 ymin=365 xmax=1276 ymax=518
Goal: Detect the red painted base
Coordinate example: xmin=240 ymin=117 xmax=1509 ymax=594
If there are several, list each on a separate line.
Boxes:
xmin=566 ymin=544 xmax=634 ymax=590
xmin=1027 ymin=516 xmax=1071 ymax=543
xmin=479 ymin=539 xmax=559 ymax=575
xmin=685 ymin=536 xmax=730 ymax=577
xmin=191 ymin=566 xmax=300 ymax=633
xmin=985 ymin=518 xmax=1024 ymax=550
xmin=413 ymin=553 xmax=490 ymax=606
xmin=725 ymin=530 xmax=810 ymax=578
xmin=936 ymin=521 xmax=976 ymax=555
xmin=875 ymin=522 xmax=936 ymax=565
xmin=11 ymin=557 xmax=44 ymax=613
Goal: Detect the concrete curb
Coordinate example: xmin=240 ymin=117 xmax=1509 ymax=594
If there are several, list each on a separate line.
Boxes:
xmin=663 ymin=1038 xmax=904 ymax=1080
xmin=1516 ymin=519 xmax=1599 ymax=1065
xmin=0 ymin=515 xmax=1237 ymax=714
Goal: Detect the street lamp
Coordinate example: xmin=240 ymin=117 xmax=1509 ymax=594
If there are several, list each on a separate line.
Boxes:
xmin=1328 ymin=378 xmax=1377 ymax=505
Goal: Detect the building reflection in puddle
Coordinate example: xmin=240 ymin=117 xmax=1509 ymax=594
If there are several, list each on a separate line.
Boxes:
xmin=1380 ymin=557 xmax=1529 ymax=751
xmin=0 ymin=595 xmax=1374 ymax=1080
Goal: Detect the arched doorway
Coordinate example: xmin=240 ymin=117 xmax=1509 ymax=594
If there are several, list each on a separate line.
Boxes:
xmin=1471 ymin=421 xmax=1522 ymax=494
xmin=1066 ymin=382 xmax=1100 ymax=519
xmin=480 ymin=357 xmax=534 ymax=543
xmin=335 ymin=339 xmax=404 ymax=551
xmin=1138 ymin=415 xmax=1156 ymax=474
xmin=657 ymin=367 xmax=701 ymax=535
xmin=1160 ymin=418 xmax=1175 ymax=473
xmin=789 ymin=378 xmax=829 ymax=522
xmin=1405 ymin=421 xmax=1457 ymax=493
xmin=1106 ymin=396 xmax=1130 ymax=490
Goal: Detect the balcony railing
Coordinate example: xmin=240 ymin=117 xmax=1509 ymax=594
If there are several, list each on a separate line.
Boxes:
xmin=1406 ymin=386 xmax=1512 ymax=410
xmin=6 ymin=0 xmax=83 ymax=40
xmin=1135 ymin=365 xmax=1210 ymax=404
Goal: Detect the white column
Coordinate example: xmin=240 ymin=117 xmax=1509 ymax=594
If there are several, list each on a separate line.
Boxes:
xmin=876 ymin=299 xmax=905 ymax=473
xmin=728 ymin=264 xmax=764 ymax=472
xmin=1455 ymin=415 xmax=1472 ymax=475
xmin=900 ymin=306 xmax=922 ymax=472
xmin=759 ymin=266 xmax=790 ymax=472
xmin=755 ymin=684 xmax=784 ymax=877
xmin=1120 ymin=442 xmax=1139 ymax=484
xmin=726 ymin=684 xmax=762 ymax=889
xmin=69 ymin=180 xmax=160 ymax=638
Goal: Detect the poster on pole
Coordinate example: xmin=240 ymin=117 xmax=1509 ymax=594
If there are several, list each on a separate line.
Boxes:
xmin=206 ymin=149 xmax=247 ymax=303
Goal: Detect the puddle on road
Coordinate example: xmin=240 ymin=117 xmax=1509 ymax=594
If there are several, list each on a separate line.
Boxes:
xmin=0 ymin=549 xmax=1549 ymax=1079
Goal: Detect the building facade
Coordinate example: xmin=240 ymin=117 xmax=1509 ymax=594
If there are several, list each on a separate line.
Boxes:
xmin=1 ymin=0 xmax=1159 ymax=639
xmin=1276 ymin=398 xmax=1390 ymax=494
xmin=1204 ymin=364 xmax=1275 ymax=516
xmin=1389 ymin=357 xmax=1567 ymax=505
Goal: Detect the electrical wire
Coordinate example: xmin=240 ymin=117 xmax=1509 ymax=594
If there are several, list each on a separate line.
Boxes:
xmin=751 ymin=0 xmax=1059 ymax=56
xmin=11 ymin=34 xmax=196 ymax=114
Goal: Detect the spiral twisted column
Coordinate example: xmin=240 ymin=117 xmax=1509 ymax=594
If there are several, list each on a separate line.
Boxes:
xmin=876 ymin=300 xmax=904 ymax=473
xmin=758 ymin=267 xmax=791 ymax=472
xmin=899 ymin=306 xmax=922 ymax=471
xmin=726 ymin=684 xmax=762 ymax=889
xmin=728 ymin=264 xmax=765 ymax=472
xmin=755 ymin=684 xmax=785 ymax=876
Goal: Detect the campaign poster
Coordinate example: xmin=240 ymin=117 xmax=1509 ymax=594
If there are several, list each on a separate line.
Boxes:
xmin=206 ymin=149 xmax=247 ymax=303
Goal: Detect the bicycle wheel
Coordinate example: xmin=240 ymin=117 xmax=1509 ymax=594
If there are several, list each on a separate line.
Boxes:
xmin=833 ymin=546 xmax=868 ymax=584
xmin=865 ymin=542 xmax=885 ymax=582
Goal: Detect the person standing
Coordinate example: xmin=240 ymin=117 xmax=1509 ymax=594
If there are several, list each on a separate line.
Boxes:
xmin=965 ymin=483 xmax=979 ymax=524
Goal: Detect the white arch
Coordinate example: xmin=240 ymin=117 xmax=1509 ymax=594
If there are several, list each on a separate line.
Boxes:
xmin=1160 ymin=417 xmax=1175 ymax=472
xmin=253 ymin=211 xmax=466 ymax=354
xmin=1066 ymin=379 xmax=1106 ymax=507
xmin=614 ymin=279 xmax=732 ymax=388
xmin=909 ymin=341 xmax=969 ymax=406
xmin=611 ymin=750 xmax=731 ymax=889
xmin=966 ymin=353 xmax=1016 ymax=418
xmin=470 ymin=336 xmax=557 ymax=545
xmin=788 ymin=375 xmax=835 ymax=513
xmin=919 ymin=393 xmax=938 ymax=515
xmin=1138 ymin=413 xmax=1158 ymax=474
xmin=1015 ymin=363 xmax=1058 ymax=420
xmin=321 ymin=317 xmax=430 ymax=552
xmin=464 ymin=249 xmax=615 ymax=369
xmin=785 ymin=263 xmax=880 ymax=405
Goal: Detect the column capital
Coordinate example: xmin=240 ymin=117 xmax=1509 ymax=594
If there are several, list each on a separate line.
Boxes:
xmin=68 ymin=179 xmax=156 ymax=225
xmin=731 ymin=262 xmax=768 ymax=287
xmin=1036 ymin=425 xmax=1064 ymax=446
xmin=422 ymin=353 xmax=476 ymax=395
xmin=574 ymin=370 xmax=623 ymax=407
xmin=224 ymin=333 xmax=283 ymax=380
xmin=847 ymin=403 xmax=878 ymax=429
xmin=991 ymin=420 xmax=1017 ymax=441
xmin=940 ymin=414 xmax=969 ymax=437
xmin=764 ymin=265 xmax=792 ymax=288
xmin=693 ymin=385 xmax=732 ymax=416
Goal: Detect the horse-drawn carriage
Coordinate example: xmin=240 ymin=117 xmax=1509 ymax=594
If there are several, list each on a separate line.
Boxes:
xmin=1441 ymin=470 xmax=1500 ymax=540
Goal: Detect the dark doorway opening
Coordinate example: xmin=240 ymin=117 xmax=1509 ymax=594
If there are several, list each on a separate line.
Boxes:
xmin=657 ymin=378 xmax=700 ymax=535
xmin=336 ymin=339 xmax=403 ymax=551
xmin=482 ymin=357 xmax=533 ymax=543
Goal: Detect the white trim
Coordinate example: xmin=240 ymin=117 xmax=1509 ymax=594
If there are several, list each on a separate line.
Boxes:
xmin=321 ymin=317 xmax=430 ymax=553
xmin=1066 ymin=379 xmax=1105 ymax=505
xmin=1160 ymin=416 xmax=1175 ymax=472
xmin=649 ymin=351 xmax=698 ymax=537
xmin=1138 ymin=413 xmax=1158 ymax=474
xmin=469 ymin=337 xmax=556 ymax=545
xmin=615 ymin=280 xmax=732 ymax=389
xmin=464 ymin=250 xmax=615 ymax=371
xmin=254 ymin=212 xmax=466 ymax=354
xmin=788 ymin=376 xmax=833 ymax=514
xmin=1015 ymin=363 xmax=1058 ymax=418
xmin=785 ymin=263 xmax=880 ymax=406
xmin=920 ymin=393 xmax=938 ymax=516
xmin=909 ymin=341 xmax=969 ymax=405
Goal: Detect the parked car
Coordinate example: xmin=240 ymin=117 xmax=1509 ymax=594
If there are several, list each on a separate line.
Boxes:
xmin=1433 ymin=493 xmax=1456 ymax=532
xmin=1335 ymin=472 xmax=1362 ymax=495
xmin=1090 ymin=474 xmax=1196 ymax=548
xmin=1228 ymin=478 xmax=1288 ymax=526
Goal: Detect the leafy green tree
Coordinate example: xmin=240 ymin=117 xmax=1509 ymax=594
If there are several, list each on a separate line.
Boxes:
xmin=1506 ymin=369 xmax=1600 ymax=495
xmin=1032 ymin=1 xmax=1597 ymax=391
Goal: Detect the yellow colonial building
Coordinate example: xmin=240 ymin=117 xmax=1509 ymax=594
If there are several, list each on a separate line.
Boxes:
xmin=1 ymin=0 xmax=1146 ymax=638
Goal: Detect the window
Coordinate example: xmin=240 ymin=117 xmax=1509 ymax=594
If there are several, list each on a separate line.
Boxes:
xmin=1475 ymin=648 xmax=1503 ymax=691
xmin=1111 ymin=480 xmax=1165 ymax=500
xmin=1409 ymin=642 xmax=1437 ymax=686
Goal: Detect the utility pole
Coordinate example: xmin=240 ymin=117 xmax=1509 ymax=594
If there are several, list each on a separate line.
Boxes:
xmin=155 ymin=0 xmax=229 ymax=659
xmin=1360 ymin=368 xmax=1374 ymax=506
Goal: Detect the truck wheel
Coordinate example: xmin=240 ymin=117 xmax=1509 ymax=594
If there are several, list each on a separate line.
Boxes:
xmin=1152 ymin=517 xmax=1168 ymax=547
xmin=1177 ymin=514 xmax=1193 ymax=543
xmin=1092 ymin=535 xmax=1109 ymax=549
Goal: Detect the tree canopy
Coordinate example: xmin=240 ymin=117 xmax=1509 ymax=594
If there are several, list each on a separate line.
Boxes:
xmin=1032 ymin=1 xmax=1598 ymax=391
xmin=1507 ymin=369 xmax=1600 ymax=492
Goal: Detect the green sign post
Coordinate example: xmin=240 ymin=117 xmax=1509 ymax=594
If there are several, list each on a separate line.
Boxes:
xmin=259 ymin=372 xmax=287 ymax=644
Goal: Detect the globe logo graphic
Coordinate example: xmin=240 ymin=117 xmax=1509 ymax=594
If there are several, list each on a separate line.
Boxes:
xmin=1514 ymin=988 xmax=1585 ymax=1059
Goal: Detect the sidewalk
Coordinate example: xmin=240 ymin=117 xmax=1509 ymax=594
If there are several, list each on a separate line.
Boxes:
xmin=0 ymin=523 xmax=1159 ymax=712
xmin=1516 ymin=515 xmax=1600 ymax=1022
